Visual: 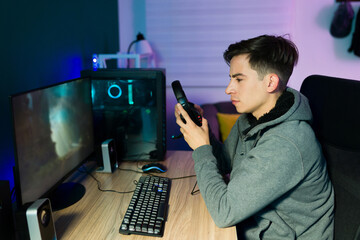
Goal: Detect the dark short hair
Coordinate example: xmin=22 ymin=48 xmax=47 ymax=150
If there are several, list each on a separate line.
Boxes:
xmin=223 ymin=35 xmax=299 ymax=88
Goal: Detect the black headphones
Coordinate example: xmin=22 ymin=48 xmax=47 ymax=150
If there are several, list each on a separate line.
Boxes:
xmin=171 ymin=80 xmax=202 ymax=139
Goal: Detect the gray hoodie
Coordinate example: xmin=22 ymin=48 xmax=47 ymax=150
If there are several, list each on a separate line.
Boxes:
xmin=192 ymin=88 xmax=334 ymax=239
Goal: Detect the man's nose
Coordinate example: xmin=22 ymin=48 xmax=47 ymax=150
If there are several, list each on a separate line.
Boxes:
xmin=225 ymin=80 xmax=234 ymax=95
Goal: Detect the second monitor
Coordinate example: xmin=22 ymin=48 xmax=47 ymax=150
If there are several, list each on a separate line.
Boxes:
xmin=81 ymin=68 xmax=166 ymax=162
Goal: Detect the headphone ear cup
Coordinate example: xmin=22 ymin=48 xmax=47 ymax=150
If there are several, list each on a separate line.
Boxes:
xmin=190 ymin=108 xmax=202 ymax=127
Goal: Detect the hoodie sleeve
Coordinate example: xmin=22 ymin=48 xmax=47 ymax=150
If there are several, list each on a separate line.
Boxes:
xmin=208 ymin=132 xmax=232 ymax=175
xmin=192 ymin=133 xmax=304 ymax=228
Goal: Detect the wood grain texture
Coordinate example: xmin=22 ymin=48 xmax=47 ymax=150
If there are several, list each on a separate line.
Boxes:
xmin=53 ymin=151 xmax=236 ymax=240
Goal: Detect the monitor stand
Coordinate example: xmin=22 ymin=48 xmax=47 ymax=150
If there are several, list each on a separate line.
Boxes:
xmin=48 ymin=182 xmax=86 ymax=211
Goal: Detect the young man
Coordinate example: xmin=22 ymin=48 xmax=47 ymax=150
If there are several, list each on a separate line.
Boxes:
xmin=175 ymin=35 xmax=334 ymax=239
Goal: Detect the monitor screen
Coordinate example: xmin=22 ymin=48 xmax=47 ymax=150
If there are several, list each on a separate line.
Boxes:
xmin=11 ymin=78 xmax=94 ymax=209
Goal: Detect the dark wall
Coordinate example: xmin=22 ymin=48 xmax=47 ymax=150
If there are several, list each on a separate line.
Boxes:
xmin=0 ymin=0 xmax=119 ymax=191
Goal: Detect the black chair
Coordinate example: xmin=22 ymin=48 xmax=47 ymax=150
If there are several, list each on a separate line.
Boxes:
xmin=300 ymin=75 xmax=360 ymax=240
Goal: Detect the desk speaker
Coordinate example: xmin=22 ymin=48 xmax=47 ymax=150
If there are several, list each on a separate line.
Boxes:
xmin=0 ymin=180 xmax=15 ymax=240
xmin=97 ymin=138 xmax=118 ymax=173
xmin=26 ymin=198 xmax=57 ymax=240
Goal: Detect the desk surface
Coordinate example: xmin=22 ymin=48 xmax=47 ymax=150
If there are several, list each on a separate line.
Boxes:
xmin=53 ymin=150 xmax=236 ymax=240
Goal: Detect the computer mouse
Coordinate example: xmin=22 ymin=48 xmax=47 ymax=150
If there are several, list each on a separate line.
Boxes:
xmin=141 ymin=163 xmax=167 ymax=173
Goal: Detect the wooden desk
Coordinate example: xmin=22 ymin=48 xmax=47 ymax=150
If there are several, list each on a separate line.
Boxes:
xmin=53 ymin=151 xmax=237 ymax=240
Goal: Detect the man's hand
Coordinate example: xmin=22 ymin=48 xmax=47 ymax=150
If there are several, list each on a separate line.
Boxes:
xmin=174 ymin=103 xmax=210 ymax=150
xmin=193 ymin=103 xmax=204 ymax=117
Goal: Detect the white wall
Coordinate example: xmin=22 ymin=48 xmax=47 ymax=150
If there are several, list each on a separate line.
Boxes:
xmin=119 ymin=0 xmax=360 ymax=89
xmin=118 ymin=0 xmax=360 ymax=149
xmin=291 ymin=0 xmax=360 ymax=90
xmin=145 ymin=0 xmax=294 ymax=87
xmin=118 ymin=0 xmax=146 ymax=53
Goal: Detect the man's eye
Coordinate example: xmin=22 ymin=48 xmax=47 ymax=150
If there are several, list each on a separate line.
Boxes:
xmin=229 ymin=77 xmax=242 ymax=82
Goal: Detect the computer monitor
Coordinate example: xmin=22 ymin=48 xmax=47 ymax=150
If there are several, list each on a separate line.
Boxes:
xmin=10 ymin=78 xmax=94 ymax=211
xmin=81 ymin=68 xmax=166 ymax=162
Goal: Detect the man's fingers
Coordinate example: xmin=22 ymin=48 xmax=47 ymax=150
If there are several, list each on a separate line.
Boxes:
xmin=176 ymin=103 xmax=192 ymax=125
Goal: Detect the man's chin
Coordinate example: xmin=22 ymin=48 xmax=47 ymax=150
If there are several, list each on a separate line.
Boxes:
xmin=235 ymin=106 xmax=245 ymax=114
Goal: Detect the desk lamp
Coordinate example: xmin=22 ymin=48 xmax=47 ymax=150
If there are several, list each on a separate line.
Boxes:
xmin=126 ymin=32 xmax=154 ymax=68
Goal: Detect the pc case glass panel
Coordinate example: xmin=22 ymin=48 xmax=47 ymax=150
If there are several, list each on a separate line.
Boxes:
xmin=91 ymin=78 xmax=158 ymax=161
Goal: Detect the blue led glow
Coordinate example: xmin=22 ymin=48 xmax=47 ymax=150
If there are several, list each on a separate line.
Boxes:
xmin=92 ymin=54 xmax=98 ymax=71
xmin=91 ymin=85 xmax=96 ymax=104
xmin=128 ymin=84 xmax=134 ymax=105
xmin=108 ymin=84 xmax=122 ymax=99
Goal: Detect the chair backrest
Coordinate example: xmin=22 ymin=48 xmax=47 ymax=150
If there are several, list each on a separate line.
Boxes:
xmin=300 ymin=74 xmax=360 ymax=240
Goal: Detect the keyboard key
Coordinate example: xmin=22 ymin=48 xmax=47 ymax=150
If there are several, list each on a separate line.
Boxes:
xmin=121 ymin=224 xmax=128 ymax=231
xmin=156 ymin=202 xmax=166 ymax=221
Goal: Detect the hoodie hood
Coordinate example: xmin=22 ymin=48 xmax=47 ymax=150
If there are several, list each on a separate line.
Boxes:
xmin=239 ymin=88 xmax=313 ymax=137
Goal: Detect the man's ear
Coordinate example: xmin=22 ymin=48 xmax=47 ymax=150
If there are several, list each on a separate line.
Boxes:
xmin=266 ymin=74 xmax=280 ymax=93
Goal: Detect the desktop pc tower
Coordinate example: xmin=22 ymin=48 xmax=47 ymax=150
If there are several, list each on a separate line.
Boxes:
xmin=81 ymin=68 xmax=166 ymax=162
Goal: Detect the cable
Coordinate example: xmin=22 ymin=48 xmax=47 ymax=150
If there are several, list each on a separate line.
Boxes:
xmin=171 ymin=133 xmax=183 ymax=139
xmin=118 ymin=167 xmax=197 ymax=181
xmin=117 ymin=167 xmax=143 ymax=174
xmin=78 ymin=165 xmax=136 ymax=194
xmin=79 ymin=164 xmax=198 ymax=195
xmin=118 ymin=166 xmax=198 ymax=195
xmin=190 ymin=181 xmax=200 ymax=195
xmin=170 ymin=175 xmax=197 ymax=180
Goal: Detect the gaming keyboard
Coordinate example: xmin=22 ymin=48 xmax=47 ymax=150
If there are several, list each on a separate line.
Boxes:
xmin=119 ymin=175 xmax=171 ymax=237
